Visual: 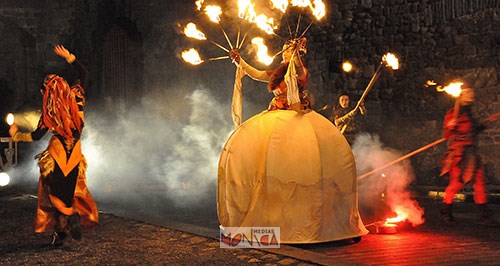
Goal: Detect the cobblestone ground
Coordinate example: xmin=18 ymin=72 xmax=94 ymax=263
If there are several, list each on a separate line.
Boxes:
xmin=0 ymin=186 xmax=318 ymax=265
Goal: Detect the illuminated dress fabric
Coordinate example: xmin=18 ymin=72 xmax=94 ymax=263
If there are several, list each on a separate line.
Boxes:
xmin=218 ymin=55 xmax=368 ymax=243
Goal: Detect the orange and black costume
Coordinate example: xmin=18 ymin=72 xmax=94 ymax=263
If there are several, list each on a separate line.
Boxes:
xmin=13 ymin=59 xmax=98 ymax=234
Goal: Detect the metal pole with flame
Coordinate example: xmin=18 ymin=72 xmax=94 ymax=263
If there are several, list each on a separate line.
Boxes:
xmin=340 ymin=52 xmax=400 ymax=134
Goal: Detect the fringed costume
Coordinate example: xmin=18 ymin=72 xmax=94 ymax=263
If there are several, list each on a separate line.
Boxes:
xmin=13 ymin=58 xmax=98 ymax=240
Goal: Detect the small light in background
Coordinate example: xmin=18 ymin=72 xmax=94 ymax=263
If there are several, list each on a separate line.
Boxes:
xmin=6 ymin=113 xmax=14 ymax=126
xmin=0 ymin=172 xmax=10 ymax=186
xmin=342 ymin=61 xmax=353 ymax=73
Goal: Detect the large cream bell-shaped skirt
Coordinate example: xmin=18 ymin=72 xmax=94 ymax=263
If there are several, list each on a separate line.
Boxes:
xmin=218 ymin=110 xmax=368 ymax=243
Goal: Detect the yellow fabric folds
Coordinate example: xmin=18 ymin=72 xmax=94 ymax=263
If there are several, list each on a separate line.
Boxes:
xmin=218 ymin=110 xmax=368 ymax=243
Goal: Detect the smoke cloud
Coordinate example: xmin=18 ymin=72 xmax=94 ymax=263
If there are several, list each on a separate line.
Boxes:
xmin=353 ymin=133 xmax=425 ymax=226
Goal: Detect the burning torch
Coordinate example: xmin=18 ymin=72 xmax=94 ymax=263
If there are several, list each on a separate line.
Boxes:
xmin=340 ymin=53 xmax=400 ymax=134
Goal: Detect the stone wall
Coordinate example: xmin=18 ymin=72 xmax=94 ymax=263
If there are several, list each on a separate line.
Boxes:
xmin=0 ymin=0 xmax=498 ymax=185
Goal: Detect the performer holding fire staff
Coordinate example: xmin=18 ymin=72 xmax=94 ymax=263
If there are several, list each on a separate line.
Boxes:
xmin=330 ymin=92 xmax=367 ymax=144
xmin=9 ymin=45 xmax=98 ymax=246
xmin=440 ymin=85 xmax=499 ymax=226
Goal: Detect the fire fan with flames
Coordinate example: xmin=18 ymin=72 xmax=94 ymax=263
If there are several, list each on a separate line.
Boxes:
xmin=180 ymin=0 xmax=327 ymax=127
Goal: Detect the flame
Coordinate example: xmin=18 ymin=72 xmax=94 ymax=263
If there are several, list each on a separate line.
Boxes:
xmin=237 ymin=0 xmax=252 ymax=18
xmin=205 ymin=5 xmax=222 ymax=23
xmin=181 ymin=48 xmax=204 ymax=65
xmin=439 ymin=82 xmax=463 ymax=98
xmin=251 ymin=37 xmax=274 ymax=65
xmin=6 ymin=113 xmax=14 ymax=126
xmin=310 ymin=0 xmax=326 ymax=20
xmin=291 ymin=0 xmax=311 ymax=8
xmin=238 ymin=1 xmax=276 ymax=34
xmin=270 ymin=0 xmax=289 ymax=13
xmin=183 ymin=23 xmax=207 ymax=40
xmin=425 ymin=80 xmax=463 ymax=98
xmin=253 ymin=14 xmax=276 ymax=34
xmin=425 ymin=80 xmax=437 ymax=86
xmin=195 ymin=0 xmax=204 ymax=11
xmin=382 ymin=52 xmax=399 ymax=70
xmin=385 ymin=207 xmax=408 ymax=224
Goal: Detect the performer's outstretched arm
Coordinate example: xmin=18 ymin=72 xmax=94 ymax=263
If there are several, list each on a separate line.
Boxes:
xmin=230 ymin=49 xmax=271 ymax=82
xmin=9 ymin=119 xmax=48 ymax=142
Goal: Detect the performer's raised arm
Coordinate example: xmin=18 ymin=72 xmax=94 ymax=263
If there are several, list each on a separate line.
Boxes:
xmin=54 ymin=45 xmax=89 ymax=88
xmin=230 ymin=49 xmax=271 ymax=82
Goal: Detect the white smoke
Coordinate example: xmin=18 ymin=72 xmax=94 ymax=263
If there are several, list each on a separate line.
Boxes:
xmin=83 ymin=86 xmax=233 ymax=208
xmin=353 ymin=133 xmax=425 ymax=226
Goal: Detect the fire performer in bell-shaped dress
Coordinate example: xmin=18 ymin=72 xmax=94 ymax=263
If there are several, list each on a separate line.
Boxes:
xmin=218 ymin=38 xmax=368 ymax=243
xmin=9 ymin=45 xmax=98 ymax=246
xmin=440 ymin=86 xmax=499 ymax=226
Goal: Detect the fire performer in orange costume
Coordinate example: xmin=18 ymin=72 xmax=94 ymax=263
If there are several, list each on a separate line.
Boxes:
xmin=440 ymin=86 xmax=498 ymax=226
xmin=9 ymin=45 xmax=98 ymax=245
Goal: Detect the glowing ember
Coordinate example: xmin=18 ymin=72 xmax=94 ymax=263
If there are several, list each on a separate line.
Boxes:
xmin=382 ymin=52 xmax=399 ymax=70
xmin=181 ymin=48 xmax=204 ymax=65
xmin=251 ymin=37 xmax=274 ymax=65
xmin=184 ymin=22 xmax=207 ymax=40
xmin=342 ymin=61 xmax=353 ymax=72
xmin=195 ymin=0 xmax=204 ymax=11
xmin=6 ymin=113 xmax=14 ymax=126
xmin=204 ymin=5 xmax=222 ymax=23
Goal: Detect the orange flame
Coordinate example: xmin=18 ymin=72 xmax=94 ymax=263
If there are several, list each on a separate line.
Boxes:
xmin=385 ymin=207 xmax=408 ymax=224
xmin=195 ymin=0 xmax=204 ymax=11
xmin=382 ymin=52 xmax=399 ymax=70
xmin=181 ymin=48 xmax=204 ymax=65
xmin=253 ymin=14 xmax=276 ymax=34
xmin=270 ymin=0 xmax=289 ymax=13
xmin=426 ymin=80 xmax=463 ymax=98
xmin=310 ymin=0 xmax=326 ymax=20
xmin=205 ymin=5 xmax=222 ymax=23
xmin=291 ymin=0 xmax=311 ymax=8
xmin=251 ymin=37 xmax=274 ymax=65
xmin=237 ymin=0 xmax=252 ymax=18
xmin=439 ymin=82 xmax=463 ymax=98
xmin=183 ymin=23 xmax=207 ymax=40
xmin=238 ymin=1 xmax=276 ymax=34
